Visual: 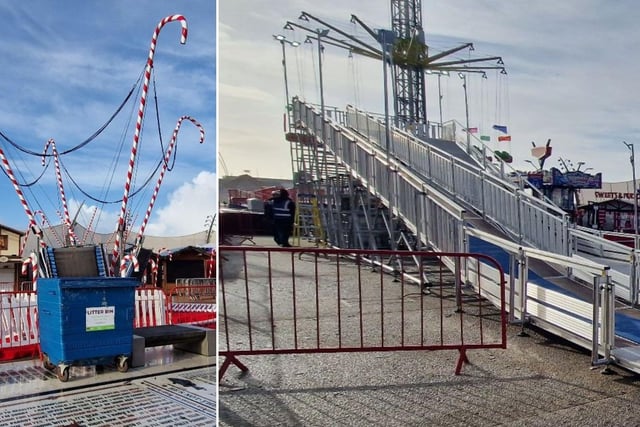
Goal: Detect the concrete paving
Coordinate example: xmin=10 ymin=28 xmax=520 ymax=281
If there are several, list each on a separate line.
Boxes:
xmin=219 ymin=237 xmax=640 ymax=426
xmin=0 ymin=348 xmax=216 ymax=426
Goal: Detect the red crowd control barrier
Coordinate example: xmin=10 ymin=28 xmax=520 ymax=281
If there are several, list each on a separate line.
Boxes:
xmin=219 ymin=246 xmax=507 ymax=381
xmin=0 ymin=291 xmax=39 ymax=361
xmin=167 ymin=283 xmax=216 ymax=329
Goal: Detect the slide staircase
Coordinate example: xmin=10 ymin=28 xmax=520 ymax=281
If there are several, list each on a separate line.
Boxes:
xmin=289 ymin=97 xmax=640 ymax=373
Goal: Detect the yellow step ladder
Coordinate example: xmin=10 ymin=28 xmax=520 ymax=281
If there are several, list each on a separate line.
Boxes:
xmin=294 ymin=194 xmax=325 ymax=247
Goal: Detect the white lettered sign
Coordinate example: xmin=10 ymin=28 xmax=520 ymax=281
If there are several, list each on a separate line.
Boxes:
xmin=86 ymin=306 xmax=115 ymax=331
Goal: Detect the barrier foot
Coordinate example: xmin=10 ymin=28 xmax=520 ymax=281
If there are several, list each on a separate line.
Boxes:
xmin=600 ymin=365 xmax=615 ymax=375
xmin=455 ymin=349 xmax=469 ymax=375
xmin=218 ymin=354 xmax=249 ymax=381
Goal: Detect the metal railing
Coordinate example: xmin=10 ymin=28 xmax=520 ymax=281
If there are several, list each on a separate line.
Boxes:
xmin=342 ymin=104 xmax=569 ymax=255
xmin=289 ymin=98 xmax=623 ymax=368
xmin=293 ymin=100 xmax=467 ymax=255
xmin=464 ymin=227 xmax=614 ymax=367
xmin=218 ymin=246 xmax=508 ymax=380
xmin=295 ymin=99 xmax=640 ymax=307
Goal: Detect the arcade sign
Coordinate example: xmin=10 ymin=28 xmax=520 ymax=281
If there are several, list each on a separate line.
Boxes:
xmin=527 ymin=167 xmax=602 ymax=189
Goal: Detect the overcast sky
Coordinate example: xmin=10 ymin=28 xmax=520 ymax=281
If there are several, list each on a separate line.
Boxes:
xmin=219 ymin=0 xmax=640 ymax=184
xmin=0 ymin=1 xmax=215 ymax=238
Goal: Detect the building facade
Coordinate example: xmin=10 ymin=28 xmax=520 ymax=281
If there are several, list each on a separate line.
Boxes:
xmin=578 ymin=180 xmax=638 ymax=231
xmin=0 ymin=224 xmax=26 ymax=291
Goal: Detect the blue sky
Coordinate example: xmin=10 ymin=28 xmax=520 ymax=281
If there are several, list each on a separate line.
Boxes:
xmin=220 ymin=0 xmax=640 ymax=183
xmin=0 ymin=1 xmax=215 ymax=237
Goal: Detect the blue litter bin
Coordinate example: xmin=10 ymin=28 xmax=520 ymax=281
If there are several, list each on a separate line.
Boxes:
xmin=38 ymin=277 xmax=139 ymax=381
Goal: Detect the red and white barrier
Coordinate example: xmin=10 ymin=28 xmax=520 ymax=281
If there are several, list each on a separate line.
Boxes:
xmin=167 ymin=283 xmax=216 ymax=329
xmin=0 ymin=281 xmax=217 ymax=361
xmin=0 ymin=292 xmax=39 ymax=360
xmin=134 ymin=287 xmax=167 ymax=327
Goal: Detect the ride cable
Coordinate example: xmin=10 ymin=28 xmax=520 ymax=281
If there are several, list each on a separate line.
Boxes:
xmin=0 ymin=74 xmax=140 ymax=252
xmin=81 ymin=206 xmax=98 ymax=246
xmin=0 ymin=81 xmax=138 ymax=158
xmin=0 ymin=146 xmax=45 ymax=248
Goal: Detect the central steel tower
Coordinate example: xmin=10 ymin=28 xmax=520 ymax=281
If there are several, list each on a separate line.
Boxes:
xmin=390 ymin=0 xmax=426 ymax=125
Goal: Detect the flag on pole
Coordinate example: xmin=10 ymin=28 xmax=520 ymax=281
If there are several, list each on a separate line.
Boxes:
xmin=480 ymin=135 xmax=490 ymax=142
xmin=466 ymin=127 xmax=478 ymax=134
xmin=492 ymin=125 xmax=508 ymax=134
xmin=498 ymin=135 xmax=512 ymax=142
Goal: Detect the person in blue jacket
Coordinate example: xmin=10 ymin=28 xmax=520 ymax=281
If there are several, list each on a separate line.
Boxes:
xmin=265 ymin=188 xmax=295 ymax=247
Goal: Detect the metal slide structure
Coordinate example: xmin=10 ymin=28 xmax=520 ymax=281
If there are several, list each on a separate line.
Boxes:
xmin=288 ymin=97 xmax=640 ymax=374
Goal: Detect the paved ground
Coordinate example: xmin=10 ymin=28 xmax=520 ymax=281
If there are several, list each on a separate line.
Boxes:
xmin=219 ymin=238 xmax=640 ymax=426
xmin=0 ymin=347 xmax=216 ymax=426
xmin=220 ymin=327 xmax=640 ymax=426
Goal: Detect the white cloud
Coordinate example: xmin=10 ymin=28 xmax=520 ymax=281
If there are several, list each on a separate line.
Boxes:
xmin=62 ymin=199 xmax=115 ymax=238
xmin=145 ymin=171 xmax=217 ymax=236
xmin=219 ymin=83 xmax=276 ymax=103
xmin=66 ymin=170 xmax=216 ymax=238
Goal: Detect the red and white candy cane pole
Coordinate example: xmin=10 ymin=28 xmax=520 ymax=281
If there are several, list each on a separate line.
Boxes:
xmin=111 ymin=14 xmax=188 ymax=274
xmin=134 ymin=116 xmax=204 ymax=250
xmin=157 ymin=247 xmax=172 ymax=261
xmin=148 ymin=258 xmax=158 ymax=286
xmin=0 ymin=147 xmax=45 ymax=248
xmin=42 ymin=138 xmax=76 ymax=246
xmin=120 ymin=254 xmax=140 ymax=278
xmin=81 ymin=206 xmax=98 ymax=245
xmin=34 ymin=209 xmax=64 ymax=247
xmin=21 ymin=252 xmax=38 ymax=290
xmin=207 ymin=251 xmax=215 ymax=278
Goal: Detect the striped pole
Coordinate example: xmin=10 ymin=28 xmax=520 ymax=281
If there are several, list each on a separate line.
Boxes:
xmin=124 ymin=211 xmax=138 ymax=245
xmin=120 ymin=254 xmax=140 ymax=277
xmin=134 ymin=116 xmax=204 ymax=250
xmin=34 ymin=209 xmax=64 ymax=247
xmin=21 ymin=252 xmax=38 ymax=290
xmin=43 ymin=139 xmax=77 ymax=246
xmin=157 ymin=247 xmax=172 ymax=261
xmin=111 ymin=14 xmax=188 ymax=274
xmin=0 ymin=146 xmax=44 ymax=247
xmin=207 ymin=251 xmax=215 ymax=278
xmin=148 ymin=258 xmax=158 ymax=287
xmin=81 ymin=206 xmax=98 ymax=245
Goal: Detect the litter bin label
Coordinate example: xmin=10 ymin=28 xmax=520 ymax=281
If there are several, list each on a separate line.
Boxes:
xmin=86 ymin=306 xmax=116 ymax=331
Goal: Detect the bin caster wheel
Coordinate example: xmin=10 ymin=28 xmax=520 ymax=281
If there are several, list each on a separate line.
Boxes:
xmin=117 ymin=356 xmax=129 ymax=373
xmin=56 ymin=366 xmax=70 ymax=382
xmin=43 ymin=355 xmax=55 ymax=371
